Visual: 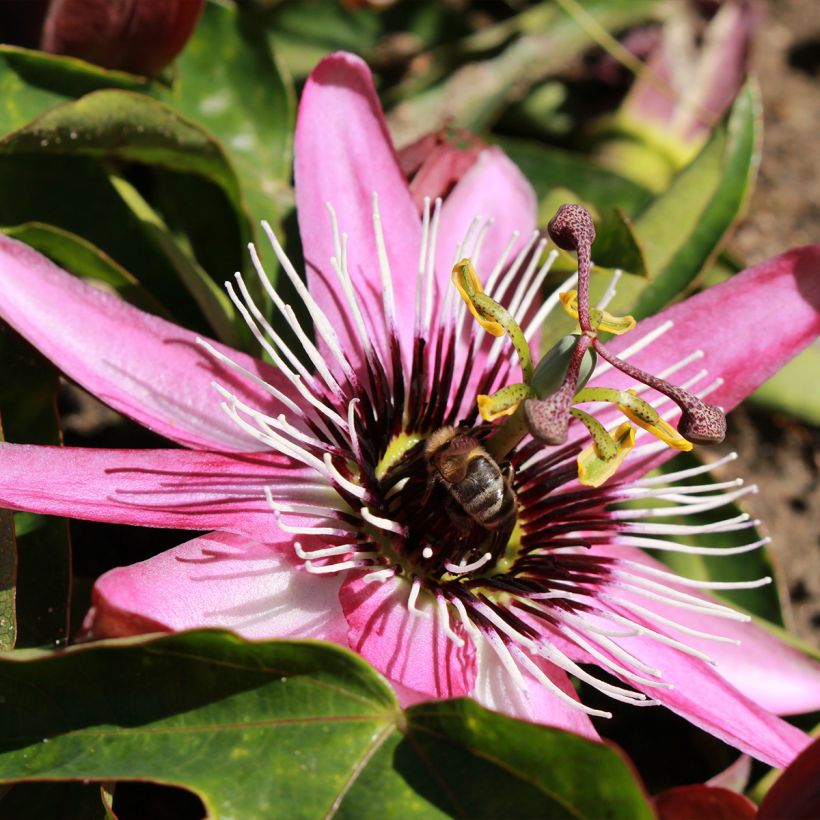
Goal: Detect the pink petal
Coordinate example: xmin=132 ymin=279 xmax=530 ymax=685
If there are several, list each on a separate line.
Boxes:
xmin=601 ymin=604 xmax=812 ymax=768
xmin=0 ymin=443 xmax=311 ymax=539
xmin=0 ymin=234 xmax=288 ymax=451
xmin=339 ymin=574 xmax=476 ymax=699
xmin=590 ymin=246 xmax=820 ymax=476
xmin=294 ymin=52 xmax=421 ymax=373
xmin=435 ymin=147 xmax=538 ymax=290
xmin=598 ymin=542 xmax=820 ymax=716
xmin=82 ymin=531 xmax=348 ymax=643
xmin=604 ymin=245 xmax=820 ymax=413
xmin=434 ymin=147 xmax=538 ymax=396
xmin=471 ymin=639 xmax=600 ymax=741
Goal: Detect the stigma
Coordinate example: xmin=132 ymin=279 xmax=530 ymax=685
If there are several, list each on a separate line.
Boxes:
xmin=453 ymin=203 xmax=726 ymax=487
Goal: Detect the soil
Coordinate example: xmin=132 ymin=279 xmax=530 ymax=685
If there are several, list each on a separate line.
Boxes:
xmin=727 ymin=0 xmax=820 ymax=646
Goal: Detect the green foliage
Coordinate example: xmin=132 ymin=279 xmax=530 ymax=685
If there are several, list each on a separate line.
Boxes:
xmin=0 ymin=328 xmax=70 ymax=649
xmin=0 ymin=632 xmax=653 ymax=818
xmin=630 ymin=83 xmax=761 ymax=318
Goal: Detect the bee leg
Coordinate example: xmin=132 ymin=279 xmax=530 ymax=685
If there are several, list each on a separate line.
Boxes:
xmin=421 ymin=473 xmax=437 ymax=506
xmin=500 ymin=461 xmax=515 ymax=489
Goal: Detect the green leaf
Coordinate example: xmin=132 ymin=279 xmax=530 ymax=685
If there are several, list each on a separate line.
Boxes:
xmin=750 ymin=343 xmax=820 ymax=425
xmin=630 ymin=83 xmax=761 ymax=319
xmin=0 ymin=89 xmax=243 ymax=215
xmin=158 ymin=0 xmax=295 ymax=282
xmin=109 ymin=174 xmax=242 ymax=348
xmin=262 ymin=0 xmax=381 ymax=81
xmin=2 ymin=222 xmax=169 ymax=318
xmin=0 ymin=327 xmax=70 ymax=648
xmin=166 ymin=1 xmax=294 ymax=202
xmin=387 ymin=0 xmax=658 ymax=144
xmin=0 ymin=632 xmax=653 ymax=818
xmin=649 ymin=452 xmax=783 ymax=625
xmin=496 ymin=137 xmax=653 ymax=215
xmin=0 ymin=154 xmax=208 ymax=332
xmin=589 ymin=207 xmax=648 ymax=278
xmin=0 ymin=45 xmax=147 ymax=136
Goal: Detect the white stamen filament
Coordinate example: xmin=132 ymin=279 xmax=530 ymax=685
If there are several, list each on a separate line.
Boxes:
xmin=508 ymin=644 xmax=613 ymax=718
xmin=611 ymin=485 xmax=757 ymax=520
xmin=260 ymin=220 xmax=357 ymax=386
xmin=362 ymin=567 xmax=396 ymax=584
xmin=522 ymin=271 xmax=577 ymax=343
xmin=264 ymin=490 xmax=351 ymax=519
xmin=408 ymin=578 xmax=431 ymax=619
xmin=423 ymin=198 xmax=442 ymax=330
xmin=636 ymin=452 xmax=738 ymax=486
xmin=484 ymin=230 xmax=520 ymax=295
xmin=415 ymin=197 xmax=431 ymax=336
xmin=513 ymin=248 xmax=559 ymax=327
xmin=616 ymin=534 xmax=770 ymax=556
xmin=594 ymin=320 xmax=674 ymax=377
xmin=610 ymin=579 xmax=750 ymax=622
xmin=624 ymin=513 xmax=757 ymax=536
xmin=435 ymin=595 xmax=465 ymax=646
xmin=305 ymin=558 xmax=378 ymax=574
xmin=229 ymin=269 xmax=312 ymax=381
xmin=617 ymin=561 xmax=772 ymax=591
xmin=535 ymin=639 xmax=651 ymax=704
xmin=360 ymin=506 xmax=405 ymax=536
xmin=371 ymin=192 xmax=398 ymax=337
xmin=295 ymin=542 xmax=358 ymax=560
xmin=323 ymin=453 xmax=369 ymax=501
xmin=450 ymin=596 xmax=481 ymax=638
xmin=604 ymin=594 xmax=741 ymax=644
xmin=444 ymin=552 xmax=492 ymax=575
xmin=195 ymin=337 xmax=301 ymax=417
xmin=482 ymin=629 xmax=528 ymax=690
xmin=470 ymin=216 xmax=494 ymax=269
xmin=558 ymin=623 xmax=670 ymax=686
xmin=492 ymin=230 xmax=540 ymax=308
xmin=596 ymin=269 xmax=623 ymax=311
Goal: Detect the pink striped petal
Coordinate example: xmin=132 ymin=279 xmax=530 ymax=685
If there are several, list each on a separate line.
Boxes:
xmin=0 ymin=443 xmax=312 ymax=540
xmin=602 ymin=605 xmax=812 ymax=768
xmin=0 ymin=234 xmax=288 ymax=450
xmin=82 ymin=531 xmax=348 ymax=644
xmin=339 ymin=574 xmax=476 ymax=698
xmin=603 ymin=245 xmax=820 ymax=412
xmin=294 ymin=52 xmax=421 ymax=372
xmin=589 ymin=245 xmax=820 ymax=476
xmin=471 ymin=640 xmax=600 ymax=741
xmin=597 ymin=543 xmax=820 ymax=716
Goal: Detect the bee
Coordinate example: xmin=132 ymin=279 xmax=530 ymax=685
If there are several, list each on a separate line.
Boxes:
xmin=424 ymin=427 xmax=517 ymax=531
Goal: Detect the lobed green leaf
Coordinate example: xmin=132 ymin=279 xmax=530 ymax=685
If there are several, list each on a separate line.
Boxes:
xmin=0 ymin=631 xmax=653 ymax=819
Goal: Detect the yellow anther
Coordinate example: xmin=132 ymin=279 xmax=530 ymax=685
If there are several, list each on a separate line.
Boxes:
xmin=617 ymin=389 xmax=693 ymax=451
xmin=452 ymin=258 xmax=504 ymax=336
xmin=559 ymin=290 xmax=636 ymax=335
xmin=477 ymin=383 xmax=534 ymax=422
xmin=478 ymin=395 xmax=519 ymax=421
xmin=577 ymin=422 xmax=636 ymax=487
